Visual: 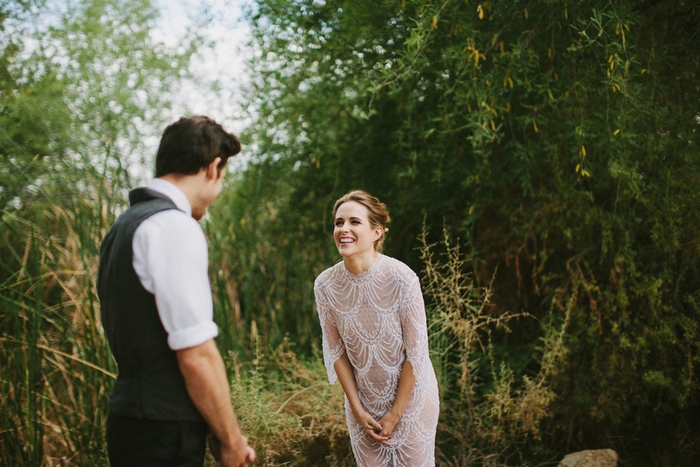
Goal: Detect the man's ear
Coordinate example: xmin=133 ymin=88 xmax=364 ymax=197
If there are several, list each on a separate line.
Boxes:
xmin=205 ymin=157 xmax=222 ymax=180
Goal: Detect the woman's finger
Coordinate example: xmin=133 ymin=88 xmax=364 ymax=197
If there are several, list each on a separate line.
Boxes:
xmin=369 ymin=431 xmax=392 ymax=446
xmin=367 ymin=418 xmax=382 ymax=431
xmin=367 ymin=430 xmax=389 ymax=440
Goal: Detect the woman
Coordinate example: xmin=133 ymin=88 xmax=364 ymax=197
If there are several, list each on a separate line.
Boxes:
xmin=314 ymin=190 xmax=439 ymax=466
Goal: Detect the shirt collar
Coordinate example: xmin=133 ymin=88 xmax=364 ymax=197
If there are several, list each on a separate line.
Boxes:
xmin=148 ymin=178 xmax=192 ymax=217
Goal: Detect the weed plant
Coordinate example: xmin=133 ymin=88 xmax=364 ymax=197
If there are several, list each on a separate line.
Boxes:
xmin=419 ymin=227 xmax=567 ymax=466
xmin=219 ymin=339 xmax=351 ymax=467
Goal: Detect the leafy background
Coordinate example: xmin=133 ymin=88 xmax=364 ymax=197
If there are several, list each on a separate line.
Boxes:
xmin=1 ymin=0 xmax=698 ymax=465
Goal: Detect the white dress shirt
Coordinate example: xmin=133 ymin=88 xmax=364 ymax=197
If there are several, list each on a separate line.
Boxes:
xmin=132 ymin=178 xmax=219 ymax=351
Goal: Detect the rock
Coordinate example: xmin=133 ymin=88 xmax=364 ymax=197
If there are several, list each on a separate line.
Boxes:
xmin=558 ymin=449 xmax=618 ymax=467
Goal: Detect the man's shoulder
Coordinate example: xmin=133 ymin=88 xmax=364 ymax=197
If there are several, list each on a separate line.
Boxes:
xmin=138 ymin=208 xmax=202 ymax=238
xmin=110 ymin=188 xmax=180 ymax=227
xmin=128 ymin=187 xmax=176 ymax=207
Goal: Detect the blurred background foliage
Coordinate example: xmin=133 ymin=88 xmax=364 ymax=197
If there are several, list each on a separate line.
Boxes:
xmin=1 ymin=0 xmax=199 ymax=464
xmin=2 ymin=0 xmax=699 ymax=465
xmin=216 ymin=0 xmax=700 ymax=464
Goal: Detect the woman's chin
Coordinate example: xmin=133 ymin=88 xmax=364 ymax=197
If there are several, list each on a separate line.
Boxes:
xmin=337 ymin=246 xmax=354 ymax=257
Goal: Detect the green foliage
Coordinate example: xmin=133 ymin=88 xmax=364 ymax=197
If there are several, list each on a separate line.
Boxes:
xmin=207 ymin=160 xmax=334 ymax=355
xmin=222 ymin=340 xmax=351 ymax=467
xmin=0 ymin=1 xmax=203 ymax=464
xmin=2 ymin=0 xmax=699 ymax=464
xmin=228 ymin=0 xmax=700 ymax=464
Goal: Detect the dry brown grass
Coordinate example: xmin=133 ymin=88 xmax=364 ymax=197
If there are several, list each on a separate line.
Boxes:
xmin=222 ymin=340 xmax=352 ymax=466
xmin=419 ymin=225 xmax=566 ymax=466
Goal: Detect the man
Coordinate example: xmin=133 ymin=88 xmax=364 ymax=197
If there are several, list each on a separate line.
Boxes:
xmin=98 ymin=116 xmax=256 ymax=467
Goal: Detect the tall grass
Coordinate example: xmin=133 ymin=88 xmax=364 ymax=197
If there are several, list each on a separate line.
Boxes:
xmin=222 ymin=340 xmax=351 ymax=467
xmin=0 ymin=158 xmax=124 ymax=466
xmin=1 ymin=154 xmax=567 ymax=466
xmin=419 ymin=227 xmax=567 ymax=466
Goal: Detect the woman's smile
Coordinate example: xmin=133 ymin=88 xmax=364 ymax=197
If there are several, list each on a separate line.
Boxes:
xmin=334 ymin=201 xmax=380 ymax=259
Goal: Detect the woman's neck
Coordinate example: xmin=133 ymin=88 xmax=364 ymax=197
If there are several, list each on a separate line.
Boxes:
xmin=343 ymin=250 xmax=378 ymax=275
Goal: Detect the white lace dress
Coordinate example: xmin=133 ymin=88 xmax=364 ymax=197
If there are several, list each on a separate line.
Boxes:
xmin=314 ymin=254 xmax=440 ymax=467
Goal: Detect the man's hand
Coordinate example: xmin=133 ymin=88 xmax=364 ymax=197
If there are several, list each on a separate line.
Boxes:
xmin=177 ymin=340 xmax=255 ymax=466
xmin=216 ymin=434 xmax=256 ymax=467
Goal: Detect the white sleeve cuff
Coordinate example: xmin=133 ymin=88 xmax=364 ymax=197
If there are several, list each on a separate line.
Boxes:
xmin=167 ymin=321 xmax=219 ymax=350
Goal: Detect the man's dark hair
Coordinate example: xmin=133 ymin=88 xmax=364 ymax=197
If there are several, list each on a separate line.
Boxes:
xmin=155 ymin=116 xmax=241 ymax=177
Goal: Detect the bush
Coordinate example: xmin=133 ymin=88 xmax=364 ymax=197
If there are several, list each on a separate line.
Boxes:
xmin=221 ymin=340 xmax=351 ymax=466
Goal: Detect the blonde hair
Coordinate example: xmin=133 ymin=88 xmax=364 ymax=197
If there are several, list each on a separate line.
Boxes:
xmin=332 ymin=190 xmax=390 ymax=251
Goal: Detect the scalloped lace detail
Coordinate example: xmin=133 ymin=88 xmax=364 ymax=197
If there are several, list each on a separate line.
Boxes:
xmin=315 ymin=254 xmax=439 ymax=466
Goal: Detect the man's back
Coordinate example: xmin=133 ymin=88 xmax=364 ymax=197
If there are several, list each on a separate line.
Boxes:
xmin=99 ymin=116 xmax=255 ymax=467
xmin=98 ymin=187 xmax=203 ymax=422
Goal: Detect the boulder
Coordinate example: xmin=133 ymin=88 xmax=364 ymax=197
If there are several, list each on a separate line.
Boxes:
xmin=558 ymin=449 xmax=618 ymax=467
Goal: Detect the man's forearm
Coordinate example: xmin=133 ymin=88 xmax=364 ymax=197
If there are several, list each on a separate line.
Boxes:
xmin=176 ymin=339 xmax=247 ymax=454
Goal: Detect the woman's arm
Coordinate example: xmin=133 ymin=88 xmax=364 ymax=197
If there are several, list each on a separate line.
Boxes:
xmin=378 ymin=274 xmax=428 ymax=439
xmin=334 ymin=352 xmax=391 ymax=446
xmin=377 ymin=360 xmax=416 ymax=439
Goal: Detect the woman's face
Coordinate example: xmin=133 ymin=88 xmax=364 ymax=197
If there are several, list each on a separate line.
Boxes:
xmin=334 ymin=201 xmax=382 ymax=258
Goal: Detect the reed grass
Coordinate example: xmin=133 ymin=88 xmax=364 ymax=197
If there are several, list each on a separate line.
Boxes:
xmin=0 ymin=158 xmax=122 ymax=466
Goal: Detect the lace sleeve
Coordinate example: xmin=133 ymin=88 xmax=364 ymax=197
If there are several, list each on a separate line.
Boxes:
xmin=314 ymin=284 xmax=345 ymax=385
xmin=399 ymin=275 xmax=432 ymax=385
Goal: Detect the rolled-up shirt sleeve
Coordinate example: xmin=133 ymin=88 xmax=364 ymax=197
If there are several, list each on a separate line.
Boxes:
xmin=133 ymin=209 xmax=219 ymax=351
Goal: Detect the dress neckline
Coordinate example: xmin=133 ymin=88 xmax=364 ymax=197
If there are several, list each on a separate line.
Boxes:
xmin=340 ymin=253 xmax=384 ymax=281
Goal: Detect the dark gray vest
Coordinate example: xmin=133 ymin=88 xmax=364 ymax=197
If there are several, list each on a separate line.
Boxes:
xmin=98 ymin=188 xmax=204 ymax=422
